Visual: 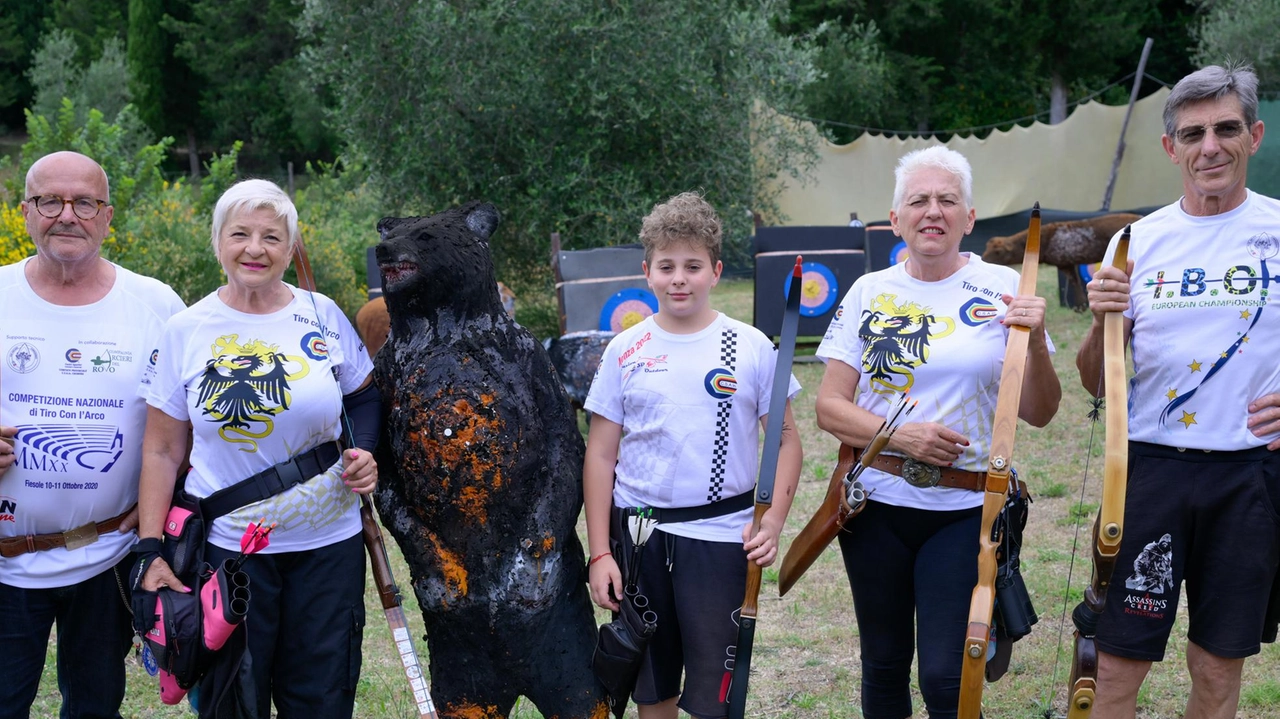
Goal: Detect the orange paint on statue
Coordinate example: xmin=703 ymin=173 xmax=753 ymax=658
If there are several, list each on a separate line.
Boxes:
xmin=425 ymin=532 xmax=469 ymax=600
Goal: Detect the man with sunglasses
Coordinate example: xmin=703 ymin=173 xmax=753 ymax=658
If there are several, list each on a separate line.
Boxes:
xmin=1078 ymin=64 xmax=1280 ymax=719
xmin=0 ymin=151 xmax=183 ymax=718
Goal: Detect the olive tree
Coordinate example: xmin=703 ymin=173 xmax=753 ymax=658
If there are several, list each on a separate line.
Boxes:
xmin=298 ymin=0 xmax=823 ymax=272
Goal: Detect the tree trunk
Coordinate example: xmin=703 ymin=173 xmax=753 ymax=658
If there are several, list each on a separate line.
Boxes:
xmin=187 ymin=127 xmax=199 ymax=179
xmin=1050 ymin=71 xmax=1067 ymax=125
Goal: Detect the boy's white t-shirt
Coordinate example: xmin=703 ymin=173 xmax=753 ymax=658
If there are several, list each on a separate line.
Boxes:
xmin=585 ymin=312 xmax=800 ymax=543
xmin=147 ymin=286 xmax=372 ymax=553
xmin=817 ymin=254 xmax=1054 ymax=511
xmin=1109 ymin=190 xmax=1280 ymax=450
xmin=0 ymin=259 xmax=184 ymax=588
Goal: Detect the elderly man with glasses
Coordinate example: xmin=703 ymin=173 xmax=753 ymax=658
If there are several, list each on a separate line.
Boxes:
xmin=0 ymin=151 xmax=184 ymax=719
xmin=1077 ymin=64 xmax=1280 ymax=719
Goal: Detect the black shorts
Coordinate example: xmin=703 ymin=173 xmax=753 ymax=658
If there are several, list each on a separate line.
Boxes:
xmin=1096 ymin=441 xmax=1280 ymax=661
xmin=612 ymin=514 xmax=747 ymax=719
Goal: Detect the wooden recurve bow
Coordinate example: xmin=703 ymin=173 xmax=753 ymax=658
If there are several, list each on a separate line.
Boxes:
xmin=292 ymin=242 xmax=440 ymax=719
xmin=957 ymin=204 xmax=1042 ymax=719
xmin=1066 ymin=226 xmax=1131 ymax=718
xmin=727 ymin=256 xmax=803 ymax=719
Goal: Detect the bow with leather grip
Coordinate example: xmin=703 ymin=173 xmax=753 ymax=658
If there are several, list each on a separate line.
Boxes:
xmin=726 ymin=256 xmax=802 ymax=719
xmin=292 ymin=242 xmax=439 ymax=719
xmin=957 ymin=203 xmax=1042 ymax=718
xmin=1065 ymin=226 xmax=1131 ymax=718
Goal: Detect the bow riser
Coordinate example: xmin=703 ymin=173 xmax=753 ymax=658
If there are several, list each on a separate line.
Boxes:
xmin=727 ymin=257 xmax=803 ymax=719
xmin=1065 ymin=228 xmax=1131 ymax=719
xmin=957 ymin=205 xmax=1042 ymax=719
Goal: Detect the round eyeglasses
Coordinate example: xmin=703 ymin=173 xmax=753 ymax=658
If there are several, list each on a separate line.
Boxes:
xmin=26 ymin=195 xmax=109 ymax=221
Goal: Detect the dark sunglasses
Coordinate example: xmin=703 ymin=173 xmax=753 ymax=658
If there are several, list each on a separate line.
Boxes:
xmin=1174 ymin=120 xmax=1248 ymax=145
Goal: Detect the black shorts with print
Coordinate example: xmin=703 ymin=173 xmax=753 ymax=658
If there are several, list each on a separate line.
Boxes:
xmin=1096 ymin=441 xmax=1280 ymax=661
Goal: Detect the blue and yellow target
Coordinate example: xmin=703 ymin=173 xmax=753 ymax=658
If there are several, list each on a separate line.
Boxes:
xmin=599 ymin=288 xmax=659 ymax=332
xmin=782 ymin=261 xmax=839 ymax=317
xmin=888 ymin=241 xmax=910 ymax=266
xmin=1077 ymin=261 xmax=1104 ymax=285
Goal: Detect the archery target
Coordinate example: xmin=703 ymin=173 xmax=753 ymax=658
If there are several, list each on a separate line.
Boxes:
xmin=1077 ymin=261 xmax=1103 ymax=284
xmin=599 ymin=288 xmax=658 ymax=332
xmin=782 ymin=261 xmax=839 ymax=317
xmin=888 ymin=241 xmax=910 ymax=266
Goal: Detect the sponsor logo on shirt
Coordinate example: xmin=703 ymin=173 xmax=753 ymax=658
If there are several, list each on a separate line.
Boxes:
xmin=13 ymin=423 xmax=124 ymax=476
xmin=89 ymin=349 xmax=135 ymax=373
xmin=60 ymin=348 xmax=87 ymax=376
xmin=150 ymin=349 xmax=159 ymax=365
xmin=959 ymin=297 xmax=999 ymax=327
xmin=0 ymin=496 xmax=15 ymax=522
xmin=704 ymin=368 xmax=738 ymax=399
xmin=301 ymin=331 xmax=329 ymax=360
xmin=7 ymin=342 xmax=39 ymax=374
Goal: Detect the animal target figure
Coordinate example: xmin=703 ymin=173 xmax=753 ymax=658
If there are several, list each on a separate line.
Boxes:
xmin=371 ymin=201 xmax=606 ymax=719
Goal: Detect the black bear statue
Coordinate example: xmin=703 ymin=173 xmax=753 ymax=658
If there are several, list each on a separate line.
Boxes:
xmin=372 ymin=201 xmax=606 ymax=719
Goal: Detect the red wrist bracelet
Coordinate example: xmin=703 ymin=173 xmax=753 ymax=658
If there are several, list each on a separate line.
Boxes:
xmin=588 ymin=552 xmax=611 ymax=566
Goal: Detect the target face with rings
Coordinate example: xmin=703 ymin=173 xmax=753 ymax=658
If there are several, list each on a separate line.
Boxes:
xmin=1077 ymin=261 xmax=1103 ymax=284
xmin=888 ymin=241 xmax=910 ymax=266
xmin=599 ymin=288 xmax=659 ymax=332
xmin=783 ymin=261 xmax=839 ymax=317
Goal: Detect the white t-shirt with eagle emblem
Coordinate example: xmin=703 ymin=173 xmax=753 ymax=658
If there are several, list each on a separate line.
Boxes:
xmin=817 ymin=254 xmax=1054 ymax=511
xmin=0 ymin=258 xmax=184 ymax=588
xmin=147 ymin=285 xmax=372 ymax=554
xmin=585 ymin=313 xmax=800 ymax=543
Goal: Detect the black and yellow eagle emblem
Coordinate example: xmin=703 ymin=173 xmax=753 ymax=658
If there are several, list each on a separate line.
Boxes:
xmin=196 ymin=335 xmax=308 ymax=449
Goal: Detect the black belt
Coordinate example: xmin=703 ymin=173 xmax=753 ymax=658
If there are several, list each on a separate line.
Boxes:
xmin=620 ymin=490 xmax=754 ymax=524
xmin=201 ymin=441 xmax=342 ymax=521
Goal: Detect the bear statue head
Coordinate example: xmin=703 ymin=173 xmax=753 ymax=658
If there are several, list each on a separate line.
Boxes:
xmin=375 ymin=201 xmax=504 ymax=330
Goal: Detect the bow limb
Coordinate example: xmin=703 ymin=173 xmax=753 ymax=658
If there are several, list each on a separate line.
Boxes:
xmin=291 ymin=242 xmax=440 ymax=718
xmin=1066 ymin=228 xmax=1131 ymax=718
xmin=957 ymin=204 xmax=1042 ymax=719
xmin=727 ymin=257 xmax=803 ymax=719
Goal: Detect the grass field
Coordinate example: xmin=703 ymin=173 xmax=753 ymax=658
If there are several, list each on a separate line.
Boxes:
xmin=27 ymin=269 xmax=1280 ymax=718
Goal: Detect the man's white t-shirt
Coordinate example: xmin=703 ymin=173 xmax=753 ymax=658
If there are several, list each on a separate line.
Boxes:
xmin=148 ymin=286 xmax=372 ymax=553
xmin=585 ymin=313 xmax=800 ymax=543
xmin=817 ymin=254 xmax=1054 ymax=511
xmin=0 ymin=258 xmax=184 ymax=588
xmin=1107 ymin=190 xmax=1280 ymax=450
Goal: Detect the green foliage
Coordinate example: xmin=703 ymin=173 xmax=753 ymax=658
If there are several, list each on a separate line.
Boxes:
xmin=1193 ymin=0 xmax=1280 ymax=90
xmin=43 ymin=0 xmax=129 ymax=67
xmin=1039 ymin=480 xmax=1069 ymax=499
xmin=1059 ymin=501 xmax=1099 ymax=526
xmin=292 ymin=161 xmax=387 ymax=317
xmin=164 ymin=0 xmax=337 ymax=166
xmin=300 ymin=0 xmax=821 ymax=277
xmin=197 ymin=141 xmax=243 ymax=214
xmin=127 ymin=0 xmax=166 ymax=133
xmin=799 ymin=19 xmax=892 ymax=143
xmin=9 ymin=99 xmax=172 ymax=234
xmin=28 ymin=27 xmax=143 ymax=142
xmin=116 ymin=178 xmax=224 ymax=305
xmin=0 ymin=1 xmax=52 ymax=127
xmin=1241 ymin=679 xmax=1280 ymax=706
xmin=784 ymin=0 xmax=1155 ymax=135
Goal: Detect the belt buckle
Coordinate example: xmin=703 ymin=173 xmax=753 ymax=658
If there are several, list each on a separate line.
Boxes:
xmin=62 ymin=522 xmax=100 ymax=551
xmin=902 ymin=458 xmax=942 ymax=488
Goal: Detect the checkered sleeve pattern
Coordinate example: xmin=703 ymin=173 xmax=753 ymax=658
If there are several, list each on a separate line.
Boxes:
xmin=706 ymin=327 xmax=737 ymax=502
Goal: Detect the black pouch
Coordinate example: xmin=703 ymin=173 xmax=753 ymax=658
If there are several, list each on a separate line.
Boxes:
xmin=147 ymin=586 xmax=206 ymax=691
xmin=162 ymin=489 xmax=205 ymax=586
xmin=988 ymin=479 xmax=1037 ymax=682
xmin=994 ymin=479 xmax=1038 ymax=642
xmin=592 ymin=508 xmax=659 ymax=719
